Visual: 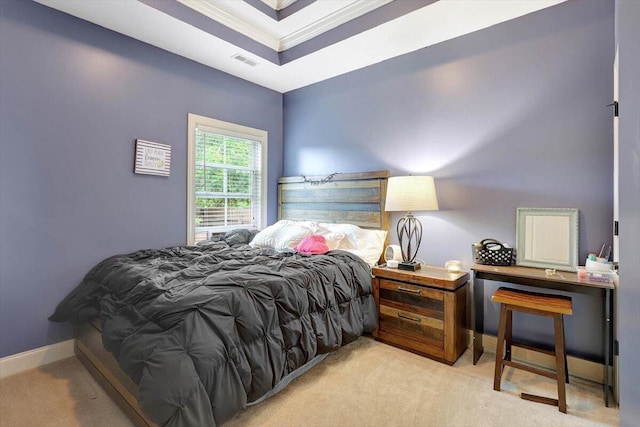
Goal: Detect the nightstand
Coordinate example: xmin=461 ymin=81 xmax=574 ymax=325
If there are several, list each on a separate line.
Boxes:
xmin=372 ymin=265 xmax=469 ymax=365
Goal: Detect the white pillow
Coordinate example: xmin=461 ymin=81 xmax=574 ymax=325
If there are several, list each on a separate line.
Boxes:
xmin=319 ymin=223 xmax=387 ymax=266
xmin=249 ymin=220 xmax=312 ymax=250
xmin=251 ymin=220 xmax=386 ymax=263
xmin=273 ymin=224 xmax=312 ymax=250
xmin=355 ymin=228 xmax=387 ymax=251
xmin=318 ymin=223 xmax=360 ymax=249
xmin=292 ymin=220 xmax=320 ymax=231
xmin=323 ymin=231 xmax=346 ymax=251
xmin=313 ymin=225 xmax=345 ymax=250
xmin=353 ymin=228 xmax=387 ymax=266
xmin=249 ymin=220 xmax=294 ymax=248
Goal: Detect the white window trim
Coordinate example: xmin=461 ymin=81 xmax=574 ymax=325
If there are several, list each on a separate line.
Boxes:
xmin=187 ymin=113 xmax=268 ymax=245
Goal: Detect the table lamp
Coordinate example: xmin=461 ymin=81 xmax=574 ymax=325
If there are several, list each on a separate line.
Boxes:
xmin=385 ymin=175 xmax=439 ymax=270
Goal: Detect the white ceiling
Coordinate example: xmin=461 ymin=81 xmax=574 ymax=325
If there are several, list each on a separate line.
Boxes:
xmin=35 ymin=0 xmax=566 ymax=93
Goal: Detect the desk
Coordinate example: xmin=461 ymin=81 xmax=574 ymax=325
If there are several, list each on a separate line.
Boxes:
xmin=470 ymin=264 xmax=615 ymax=406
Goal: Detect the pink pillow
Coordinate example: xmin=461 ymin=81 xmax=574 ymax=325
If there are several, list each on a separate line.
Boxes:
xmin=294 ymin=235 xmax=330 ymax=255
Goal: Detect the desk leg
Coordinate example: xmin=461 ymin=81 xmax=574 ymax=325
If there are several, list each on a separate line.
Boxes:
xmin=604 ymin=288 xmax=611 ymax=407
xmin=472 ymin=271 xmax=484 ymax=365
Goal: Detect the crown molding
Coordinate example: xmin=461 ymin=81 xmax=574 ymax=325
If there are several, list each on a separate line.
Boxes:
xmin=179 ymin=0 xmax=279 ymax=50
xmin=279 ymin=0 xmax=392 ymax=51
xmin=178 ymin=0 xmax=392 ymax=53
xmin=261 ymin=0 xmax=298 ymax=11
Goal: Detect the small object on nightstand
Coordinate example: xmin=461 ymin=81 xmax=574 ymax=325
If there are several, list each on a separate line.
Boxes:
xmin=387 ymin=260 xmax=399 ymax=268
xmin=398 ymin=260 xmax=420 ymax=271
xmin=445 ymin=260 xmax=462 ymax=272
xmin=384 ymin=245 xmax=402 ymax=263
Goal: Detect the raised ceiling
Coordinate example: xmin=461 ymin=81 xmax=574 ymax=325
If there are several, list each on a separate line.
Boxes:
xmin=35 ymin=0 xmax=567 ymax=93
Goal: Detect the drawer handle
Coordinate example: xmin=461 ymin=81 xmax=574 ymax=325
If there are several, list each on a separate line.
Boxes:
xmin=397 ymin=285 xmax=421 ymax=295
xmin=397 ymin=313 xmax=422 ymax=323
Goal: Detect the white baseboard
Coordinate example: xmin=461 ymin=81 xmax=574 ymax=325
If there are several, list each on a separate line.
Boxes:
xmin=474 ymin=333 xmax=604 ymax=384
xmin=0 ymin=339 xmax=75 ymax=380
xmin=0 ymin=334 xmax=606 ymax=386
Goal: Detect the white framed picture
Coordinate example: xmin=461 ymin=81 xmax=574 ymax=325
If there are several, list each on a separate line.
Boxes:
xmin=515 ymin=207 xmax=579 ymax=272
xmin=134 ymin=139 xmax=171 ymax=176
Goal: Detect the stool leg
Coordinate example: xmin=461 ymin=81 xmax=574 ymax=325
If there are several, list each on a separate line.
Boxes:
xmin=563 ymin=321 xmax=569 ymax=384
xmin=554 ymin=314 xmax=568 ymax=413
xmin=494 ymin=304 xmax=508 ymax=391
xmin=505 ymin=309 xmax=513 ymax=363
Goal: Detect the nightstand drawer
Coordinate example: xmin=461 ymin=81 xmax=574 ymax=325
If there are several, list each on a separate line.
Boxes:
xmin=379 ymin=279 xmax=444 ymax=319
xmin=379 ymin=305 xmax=444 ymax=349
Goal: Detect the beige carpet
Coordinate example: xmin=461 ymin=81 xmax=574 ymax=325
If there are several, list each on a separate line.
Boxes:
xmin=0 ymin=337 xmax=619 ymax=427
xmin=0 ymin=354 xmax=133 ymax=427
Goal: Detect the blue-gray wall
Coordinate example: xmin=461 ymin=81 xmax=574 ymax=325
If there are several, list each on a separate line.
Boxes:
xmin=616 ymin=0 xmax=640 ymax=425
xmin=2 ymin=0 xmax=637 ymax=423
xmin=284 ymin=0 xmax=614 ymax=361
xmin=0 ymin=0 xmax=283 ymax=357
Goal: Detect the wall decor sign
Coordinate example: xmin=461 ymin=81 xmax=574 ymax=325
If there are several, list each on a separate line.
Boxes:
xmin=134 ymin=139 xmax=171 ymax=176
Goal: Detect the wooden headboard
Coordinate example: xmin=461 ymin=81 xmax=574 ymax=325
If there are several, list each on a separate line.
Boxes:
xmin=278 ymin=170 xmax=390 ymax=232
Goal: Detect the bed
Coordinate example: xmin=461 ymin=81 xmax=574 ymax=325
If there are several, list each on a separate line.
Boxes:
xmin=50 ymin=171 xmax=390 ymax=427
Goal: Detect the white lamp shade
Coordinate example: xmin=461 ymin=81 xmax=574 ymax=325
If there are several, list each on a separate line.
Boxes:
xmin=385 ymin=175 xmax=439 ymax=212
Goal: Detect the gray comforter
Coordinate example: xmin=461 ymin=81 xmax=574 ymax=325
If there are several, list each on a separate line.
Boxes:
xmin=50 ymin=233 xmax=377 ymax=426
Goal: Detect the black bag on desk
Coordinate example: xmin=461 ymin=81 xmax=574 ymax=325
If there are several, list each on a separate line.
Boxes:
xmin=472 ymin=238 xmax=514 ymax=266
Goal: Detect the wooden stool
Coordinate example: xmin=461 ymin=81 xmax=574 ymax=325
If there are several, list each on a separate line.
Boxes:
xmin=491 ymin=287 xmax=573 ymax=413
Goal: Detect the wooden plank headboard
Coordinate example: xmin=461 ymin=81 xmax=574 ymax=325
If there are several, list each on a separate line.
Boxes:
xmin=278 ymin=170 xmax=390 ymax=232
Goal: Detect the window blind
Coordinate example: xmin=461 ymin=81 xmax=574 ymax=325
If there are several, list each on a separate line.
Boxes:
xmin=194 ymin=127 xmax=262 ymax=242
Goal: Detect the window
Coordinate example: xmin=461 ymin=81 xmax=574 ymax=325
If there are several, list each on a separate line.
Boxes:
xmin=187 ymin=114 xmax=267 ymax=244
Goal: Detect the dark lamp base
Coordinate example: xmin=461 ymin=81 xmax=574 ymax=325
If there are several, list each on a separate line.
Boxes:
xmin=398 ymin=261 xmax=421 ymax=271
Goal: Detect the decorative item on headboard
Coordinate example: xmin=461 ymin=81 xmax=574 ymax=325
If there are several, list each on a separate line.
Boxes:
xmin=301 ymin=172 xmax=338 ymax=185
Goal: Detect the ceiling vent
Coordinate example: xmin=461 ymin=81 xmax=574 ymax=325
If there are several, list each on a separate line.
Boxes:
xmin=231 ymin=54 xmax=259 ymax=67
